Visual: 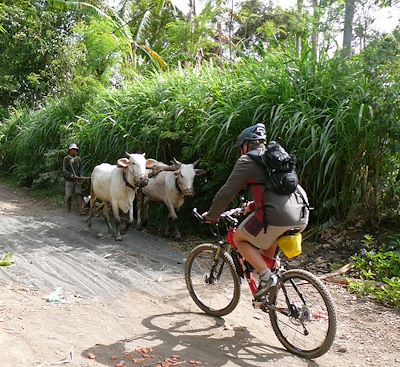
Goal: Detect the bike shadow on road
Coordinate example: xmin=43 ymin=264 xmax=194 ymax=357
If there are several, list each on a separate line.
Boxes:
xmin=82 ymin=311 xmax=321 ymax=367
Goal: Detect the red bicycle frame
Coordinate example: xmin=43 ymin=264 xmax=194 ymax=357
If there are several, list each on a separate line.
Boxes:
xmin=226 ymin=226 xmax=277 ymax=297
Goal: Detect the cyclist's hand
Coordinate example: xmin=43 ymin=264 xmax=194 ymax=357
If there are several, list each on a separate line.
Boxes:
xmin=241 ymin=201 xmax=254 ymax=215
xmin=202 ymin=212 xmax=218 ymax=224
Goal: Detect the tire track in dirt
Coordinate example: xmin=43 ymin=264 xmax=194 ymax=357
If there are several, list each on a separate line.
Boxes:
xmin=1 ymin=183 xmax=400 ymax=367
xmin=0 ymin=191 xmax=185 ymax=299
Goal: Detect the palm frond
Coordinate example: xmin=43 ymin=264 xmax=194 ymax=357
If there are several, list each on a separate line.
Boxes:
xmin=47 ymin=0 xmax=112 ymax=20
xmin=139 ymin=45 xmax=167 ymax=70
xmin=133 ymin=10 xmax=150 ymax=44
xmin=155 ymin=0 xmax=166 ymax=16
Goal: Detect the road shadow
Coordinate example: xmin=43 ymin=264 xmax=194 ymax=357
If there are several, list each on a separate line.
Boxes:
xmin=0 ymin=188 xmax=188 ymax=299
xmin=83 ymin=311 xmax=321 ymax=367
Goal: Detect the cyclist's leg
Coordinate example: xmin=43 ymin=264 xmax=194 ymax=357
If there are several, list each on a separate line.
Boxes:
xmin=234 ymin=216 xmax=289 ymax=266
xmin=233 ymin=233 xmax=267 ymax=273
xmin=234 ymin=215 xmax=282 ymax=297
xmin=260 ymin=243 xmax=278 ymax=259
xmin=233 ymin=213 xmax=272 ymax=273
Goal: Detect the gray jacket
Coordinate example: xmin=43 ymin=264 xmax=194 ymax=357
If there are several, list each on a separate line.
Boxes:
xmin=207 ymin=148 xmax=309 ymax=226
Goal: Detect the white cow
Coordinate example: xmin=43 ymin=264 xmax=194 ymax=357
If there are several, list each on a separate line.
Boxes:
xmin=87 ymin=153 xmax=156 ymax=240
xmin=138 ymin=158 xmax=206 ymax=239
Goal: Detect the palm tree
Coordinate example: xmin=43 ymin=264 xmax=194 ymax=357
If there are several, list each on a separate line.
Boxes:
xmin=47 ymin=0 xmax=167 ymax=70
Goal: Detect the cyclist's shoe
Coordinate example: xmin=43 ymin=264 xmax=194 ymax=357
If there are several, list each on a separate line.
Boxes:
xmin=255 ymin=273 xmax=277 ymax=300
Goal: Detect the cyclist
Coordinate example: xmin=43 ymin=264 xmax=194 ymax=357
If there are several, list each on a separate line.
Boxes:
xmin=202 ymin=123 xmax=309 ymax=300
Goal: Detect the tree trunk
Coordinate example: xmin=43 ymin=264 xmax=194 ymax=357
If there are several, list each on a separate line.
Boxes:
xmin=311 ymin=0 xmax=319 ymax=60
xmin=229 ymin=0 xmax=234 ymax=61
xmin=189 ymin=0 xmax=196 ymax=16
xmin=295 ymin=0 xmax=304 ymax=57
xmin=343 ymin=0 xmax=356 ymax=57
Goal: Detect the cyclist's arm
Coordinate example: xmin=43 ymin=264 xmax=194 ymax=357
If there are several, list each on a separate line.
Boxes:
xmin=205 ymin=156 xmax=250 ymax=222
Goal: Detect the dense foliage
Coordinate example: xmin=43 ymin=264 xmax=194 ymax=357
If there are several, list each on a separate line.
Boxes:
xmin=349 ymin=235 xmax=400 ymax=308
xmin=0 ymin=0 xmax=77 ymax=114
xmin=0 ymin=1 xmax=398 ymax=230
xmin=0 ymin=33 xmax=399 ymax=226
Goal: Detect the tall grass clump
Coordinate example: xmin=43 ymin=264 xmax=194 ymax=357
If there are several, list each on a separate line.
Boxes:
xmin=0 ymin=43 xmax=398 ymax=227
xmin=0 ymin=77 xmax=104 ymax=186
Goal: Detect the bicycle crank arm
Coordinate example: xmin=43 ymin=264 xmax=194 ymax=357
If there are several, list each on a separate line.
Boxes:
xmin=253 ymin=301 xmax=291 ymax=316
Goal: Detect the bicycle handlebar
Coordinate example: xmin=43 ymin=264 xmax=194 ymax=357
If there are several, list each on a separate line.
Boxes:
xmin=192 ymin=207 xmax=244 ymax=225
xmin=192 ymin=208 xmax=204 ymax=221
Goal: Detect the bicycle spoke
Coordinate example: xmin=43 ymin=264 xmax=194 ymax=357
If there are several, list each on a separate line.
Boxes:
xmin=187 ymin=246 xmax=240 ymax=314
xmin=269 ymin=270 xmax=337 ymax=358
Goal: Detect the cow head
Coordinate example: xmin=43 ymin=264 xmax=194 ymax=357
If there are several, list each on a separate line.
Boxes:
xmin=117 ymin=153 xmax=157 ymax=188
xmin=172 ymin=158 xmax=206 ymax=197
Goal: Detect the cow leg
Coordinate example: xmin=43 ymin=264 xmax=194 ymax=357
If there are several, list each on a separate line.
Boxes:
xmin=86 ymin=191 xmax=98 ymax=228
xmin=142 ymin=196 xmax=150 ymax=228
xmin=121 ymin=200 xmax=134 ymax=235
xmin=171 ymin=217 xmax=181 ymax=240
xmin=111 ymin=201 xmax=122 ymax=241
xmin=172 ymin=218 xmax=181 ymax=240
xmin=102 ymin=202 xmax=114 ymax=234
xmin=165 ymin=202 xmax=181 ymax=240
xmin=135 ymin=191 xmax=143 ymax=231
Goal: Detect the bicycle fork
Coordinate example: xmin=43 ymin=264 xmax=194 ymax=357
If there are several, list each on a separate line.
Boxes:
xmin=205 ymin=245 xmax=229 ymax=285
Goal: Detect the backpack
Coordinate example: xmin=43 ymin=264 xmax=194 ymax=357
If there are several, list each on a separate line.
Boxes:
xmin=248 ymin=141 xmax=299 ymax=195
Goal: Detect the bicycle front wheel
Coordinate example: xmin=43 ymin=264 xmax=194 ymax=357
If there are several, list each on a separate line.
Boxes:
xmin=268 ymin=269 xmax=337 ymax=359
xmin=185 ymin=243 xmax=241 ymax=317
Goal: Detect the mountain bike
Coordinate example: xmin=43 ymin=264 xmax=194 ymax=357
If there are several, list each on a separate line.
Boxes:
xmin=185 ymin=207 xmax=337 ymax=359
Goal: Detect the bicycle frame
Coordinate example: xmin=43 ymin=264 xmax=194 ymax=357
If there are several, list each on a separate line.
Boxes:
xmin=194 ymin=208 xmax=306 ymax=313
xmin=189 ymin=208 xmax=337 ymax=358
xmin=225 ymin=226 xmax=278 ymax=298
xmin=224 ymin=227 xmax=257 ymax=295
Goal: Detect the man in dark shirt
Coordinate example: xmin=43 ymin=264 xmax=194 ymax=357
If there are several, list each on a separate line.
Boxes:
xmin=62 ymin=143 xmax=84 ymax=214
xmin=203 ymin=123 xmax=309 ymax=300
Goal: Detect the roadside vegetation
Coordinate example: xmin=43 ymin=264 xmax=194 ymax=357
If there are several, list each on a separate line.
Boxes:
xmin=0 ymin=0 xmax=399 ymax=306
xmin=349 ymin=235 xmax=400 ymax=308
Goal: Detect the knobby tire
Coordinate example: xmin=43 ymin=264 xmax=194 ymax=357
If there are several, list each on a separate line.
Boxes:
xmin=268 ymin=269 xmax=337 ymax=359
xmin=185 ymin=243 xmax=241 ymax=317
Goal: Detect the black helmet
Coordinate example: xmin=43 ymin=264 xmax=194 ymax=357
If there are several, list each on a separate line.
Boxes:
xmin=236 ymin=123 xmax=266 ymax=147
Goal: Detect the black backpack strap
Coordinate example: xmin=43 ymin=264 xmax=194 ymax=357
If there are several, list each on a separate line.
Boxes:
xmin=246 ymin=152 xmax=264 ymax=165
xmin=295 ymin=187 xmax=314 ymax=219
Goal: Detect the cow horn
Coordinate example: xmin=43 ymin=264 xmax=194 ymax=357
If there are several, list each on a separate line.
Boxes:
xmin=125 ymin=152 xmax=131 ymax=158
xmin=172 ymin=158 xmax=181 ymax=166
xmin=192 ymin=159 xmax=201 ymax=167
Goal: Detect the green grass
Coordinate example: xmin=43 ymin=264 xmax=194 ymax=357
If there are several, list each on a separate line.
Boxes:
xmin=348 ymin=234 xmax=400 ymax=308
xmin=0 ymin=48 xmax=399 ymax=226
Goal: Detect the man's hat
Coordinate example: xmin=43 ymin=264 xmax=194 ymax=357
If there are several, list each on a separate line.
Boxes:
xmin=68 ymin=143 xmax=79 ymax=150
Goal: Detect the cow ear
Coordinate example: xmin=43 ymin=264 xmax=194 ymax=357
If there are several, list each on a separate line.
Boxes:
xmin=117 ymin=158 xmax=129 ymax=168
xmin=145 ymin=158 xmax=158 ymax=169
xmin=195 ymin=169 xmax=206 ymax=176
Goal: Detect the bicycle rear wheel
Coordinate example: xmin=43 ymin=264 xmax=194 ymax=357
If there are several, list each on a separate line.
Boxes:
xmin=185 ymin=243 xmax=241 ymax=317
xmin=268 ymin=269 xmax=337 ymax=359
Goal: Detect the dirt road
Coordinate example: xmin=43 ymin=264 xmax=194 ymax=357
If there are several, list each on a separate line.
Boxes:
xmin=0 ymin=183 xmax=399 ymax=367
